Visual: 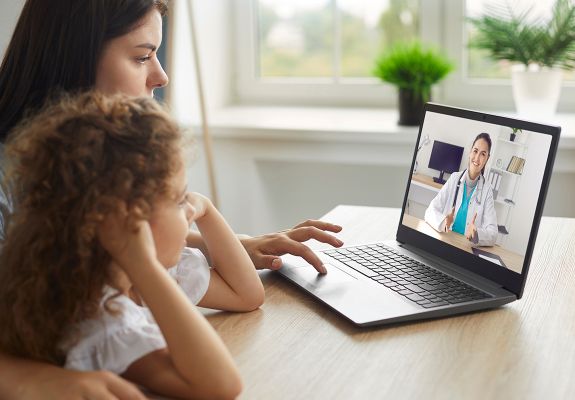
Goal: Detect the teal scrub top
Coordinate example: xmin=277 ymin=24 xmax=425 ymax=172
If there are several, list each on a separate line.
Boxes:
xmin=452 ymin=182 xmax=475 ymax=235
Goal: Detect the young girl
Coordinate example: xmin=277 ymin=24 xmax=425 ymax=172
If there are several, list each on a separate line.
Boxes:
xmin=0 ymin=92 xmax=265 ymax=399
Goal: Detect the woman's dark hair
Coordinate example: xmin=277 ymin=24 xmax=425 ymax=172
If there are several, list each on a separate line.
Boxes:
xmin=0 ymin=0 xmax=168 ymax=142
xmin=472 ymin=132 xmax=492 ymax=176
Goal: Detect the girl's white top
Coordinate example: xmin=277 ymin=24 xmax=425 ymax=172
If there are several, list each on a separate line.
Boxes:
xmin=63 ymin=247 xmax=210 ymax=374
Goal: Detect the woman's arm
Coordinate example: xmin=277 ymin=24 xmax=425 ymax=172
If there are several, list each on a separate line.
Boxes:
xmin=186 ymin=193 xmax=264 ymax=312
xmin=0 ymin=353 xmax=145 ymax=400
xmin=98 ymin=209 xmax=242 ymax=400
xmin=425 ymin=175 xmax=456 ymax=231
xmin=473 ymin=187 xmax=498 ymax=246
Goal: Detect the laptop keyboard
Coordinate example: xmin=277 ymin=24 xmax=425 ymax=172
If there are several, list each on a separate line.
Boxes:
xmin=323 ymin=244 xmax=490 ymax=308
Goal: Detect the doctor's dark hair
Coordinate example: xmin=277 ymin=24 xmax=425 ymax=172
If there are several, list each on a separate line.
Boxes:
xmin=472 ymin=132 xmax=492 ymax=176
xmin=0 ymin=0 xmax=168 ymax=142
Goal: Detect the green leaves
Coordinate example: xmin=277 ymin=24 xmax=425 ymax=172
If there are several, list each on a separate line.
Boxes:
xmin=468 ymin=0 xmax=575 ymax=69
xmin=372 ymin=41 xmax=453 ymax=102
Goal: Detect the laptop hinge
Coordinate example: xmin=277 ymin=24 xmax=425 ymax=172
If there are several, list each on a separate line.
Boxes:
xmin=399 ymin=242 xmax=506 ymax=292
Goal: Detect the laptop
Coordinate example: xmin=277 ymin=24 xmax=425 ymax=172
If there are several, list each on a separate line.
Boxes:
xmin=278 ymin=103 xmax=560 ymax=327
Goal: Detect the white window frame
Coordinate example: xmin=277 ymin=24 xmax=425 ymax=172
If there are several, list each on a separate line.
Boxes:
xmin=233 ymin=0 xmax=442 ymax=107
xmin=233 ymin=0 xmax=575 ymax=111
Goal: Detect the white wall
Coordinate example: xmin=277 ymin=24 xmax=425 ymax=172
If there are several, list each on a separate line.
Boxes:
xmin=169 ymin=0 xmax=233 ymax=125
xmin=503 ymin=131 xmax=552 ymax=254
xmin=0 ymin=0 xmax=25 ymax=60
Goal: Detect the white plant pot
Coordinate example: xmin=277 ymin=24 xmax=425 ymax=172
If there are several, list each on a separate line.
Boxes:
xmin=511 ymin=64 xmax=562 ymax=117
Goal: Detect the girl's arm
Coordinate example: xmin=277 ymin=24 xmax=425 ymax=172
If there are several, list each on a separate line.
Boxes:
xmin=98 ymin=211 xmax=242 ymax=400
xmin=0 ymin=353 xmax=145 ymax=400
xmin=187 ymin=193 xmax=265 ymax=312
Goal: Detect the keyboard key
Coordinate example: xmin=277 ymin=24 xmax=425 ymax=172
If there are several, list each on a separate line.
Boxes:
xmin=343 ymin=261 xmax=379 ymax=277
xmin=406 ymin=293 xmax=425 ymax=302
xmin=404 ymin=284 xmax=425 ymax=293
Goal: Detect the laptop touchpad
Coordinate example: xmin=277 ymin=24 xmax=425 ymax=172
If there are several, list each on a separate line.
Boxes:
xmin=281 ymin=263 xmax=357 ymax=291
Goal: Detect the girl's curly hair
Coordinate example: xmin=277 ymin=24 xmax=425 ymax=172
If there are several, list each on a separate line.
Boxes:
xmin=0 ymin=91 xmax=183 ymax=365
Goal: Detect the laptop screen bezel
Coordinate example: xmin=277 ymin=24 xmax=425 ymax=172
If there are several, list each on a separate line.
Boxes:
xmin=396 ymin=103 xmax=560 ymax=298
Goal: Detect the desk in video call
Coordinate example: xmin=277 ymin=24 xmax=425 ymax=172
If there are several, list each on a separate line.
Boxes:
xmin=402 ymin=214 xmax=524 ymax=273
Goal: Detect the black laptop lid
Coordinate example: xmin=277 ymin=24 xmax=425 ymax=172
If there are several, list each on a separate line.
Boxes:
xmin=397 ymin=103 xmax=560 ymax=298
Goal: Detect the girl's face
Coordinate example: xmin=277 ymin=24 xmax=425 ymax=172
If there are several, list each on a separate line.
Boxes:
xmin=95 ymin=9 xmax=169 ymax=97
xmin=468 ymin=138 xmax=490 ymax=178
xmin=149 ymin=164 xmax=194 ymax=268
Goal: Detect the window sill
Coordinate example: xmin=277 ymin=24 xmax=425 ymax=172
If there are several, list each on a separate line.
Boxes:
xmin=190 ymin=105 xmax=575 ymax=149
xmin=191 ymin=106 xmax=418 ymax=144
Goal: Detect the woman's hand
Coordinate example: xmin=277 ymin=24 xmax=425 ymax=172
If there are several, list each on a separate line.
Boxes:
xmin=240 ymin=220 xmax=343 ymax=273
xmin=18 ymin=368 xmax=145 ymax=400
xmin=444 ymin=207 xmax=456 ymax=232
xmin=97 ymin=203 xmax=157 ymax=274
xmin=465 ymin=212 xmax=478 ymax=241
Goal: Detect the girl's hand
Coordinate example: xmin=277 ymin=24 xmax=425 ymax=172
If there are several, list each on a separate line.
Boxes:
xmin=185 ymin=192 xmax=211 ymax=222
xmin=97 ymin=203 xmax=157 ymax=274
xmin=239 ymin=220 xmax=343 ymax=273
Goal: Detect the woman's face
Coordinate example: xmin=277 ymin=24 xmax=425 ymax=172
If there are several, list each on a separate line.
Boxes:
xmin=468 ymin=138 xmax=490 ymax=178
xmin=95 ymin=9 xmax=168 ymax=97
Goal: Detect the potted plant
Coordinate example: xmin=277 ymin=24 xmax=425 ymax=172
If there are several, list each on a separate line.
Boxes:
xmin=468 ymin=0 xmax=575 ymax=116
xmin=373 ymin=41 xmax=453 ymax=126
xmin=510 ymin=127 xmax=522 ymax=142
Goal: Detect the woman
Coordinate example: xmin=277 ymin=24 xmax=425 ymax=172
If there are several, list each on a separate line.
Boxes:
xmin=0 ymin=1 xmax=342 ymax=398
xmin=424 ymin=133 xmax=498 ymax=247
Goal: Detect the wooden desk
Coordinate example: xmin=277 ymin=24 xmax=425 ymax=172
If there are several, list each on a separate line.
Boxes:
xmin=402 ymin=214 xmax=524 ymax=273
xmin=411 ymin=172 xmax=444 ymax=189
xmin=203 ymin=206 xmax=575 ymax=400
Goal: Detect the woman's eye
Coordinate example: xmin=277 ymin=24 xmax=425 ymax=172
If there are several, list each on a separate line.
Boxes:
xmin=136 ymin=55 xmax=152 ymax=64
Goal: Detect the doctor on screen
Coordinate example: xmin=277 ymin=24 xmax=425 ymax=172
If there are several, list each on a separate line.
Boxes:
xmin=424 ymin=133 xmax=498 ymax=246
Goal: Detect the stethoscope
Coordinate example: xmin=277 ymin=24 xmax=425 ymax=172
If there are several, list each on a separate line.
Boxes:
xmin=452 ymin=169 xmax=484 ymax=208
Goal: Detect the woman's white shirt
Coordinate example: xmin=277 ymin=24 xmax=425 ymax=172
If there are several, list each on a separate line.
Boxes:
xmin=424 ymin=171 xmax=498 ymax=246
xmin=63 ymin=247 xmax=210 ymax=374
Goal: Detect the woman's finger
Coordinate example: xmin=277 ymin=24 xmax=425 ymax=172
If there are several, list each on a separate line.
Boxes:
xmin=276 ymin=239 xmax=326 ymax=274
xmin=292 ymin=219 xmax=342 ymax=233
xmin=286 ymin=226 xmax=344 ymax=248
xmin=253 ymin=254 xmax=283 ymax=270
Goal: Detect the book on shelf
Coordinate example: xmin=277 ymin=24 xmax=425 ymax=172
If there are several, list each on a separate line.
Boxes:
xmin=506 ymin=156 xmax=525 ymax=174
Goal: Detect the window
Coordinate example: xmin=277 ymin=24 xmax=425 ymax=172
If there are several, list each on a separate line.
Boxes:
xmin=234 ymin=0 xmax=574 ymax=111
xmin=257 ymin=0 xmax=419 ymax=79
xmin=465 ymin=0 xmax=575 ymax=81
xmin=234 ymin=0 xmax=440 ymax=107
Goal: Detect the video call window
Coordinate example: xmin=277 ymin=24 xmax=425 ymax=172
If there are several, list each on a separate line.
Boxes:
xmin=403 ymin=112 xmax=552 ymax=274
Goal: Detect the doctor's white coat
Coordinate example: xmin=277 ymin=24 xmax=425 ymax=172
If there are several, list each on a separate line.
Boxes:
xmin=424 ymin=170 xmax=498 ymax=247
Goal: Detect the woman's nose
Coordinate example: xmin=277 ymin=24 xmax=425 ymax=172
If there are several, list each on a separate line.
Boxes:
xmin=149 ymin=61 xmax=169 ymax=89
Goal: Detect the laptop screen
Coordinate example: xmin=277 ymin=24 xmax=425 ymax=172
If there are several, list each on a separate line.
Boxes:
xmin=399 ymin=104 xmax=559 ymax=294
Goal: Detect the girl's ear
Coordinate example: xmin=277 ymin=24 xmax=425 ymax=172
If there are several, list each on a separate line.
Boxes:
xmin=126 ymin=199 xmax=152 ymax=231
